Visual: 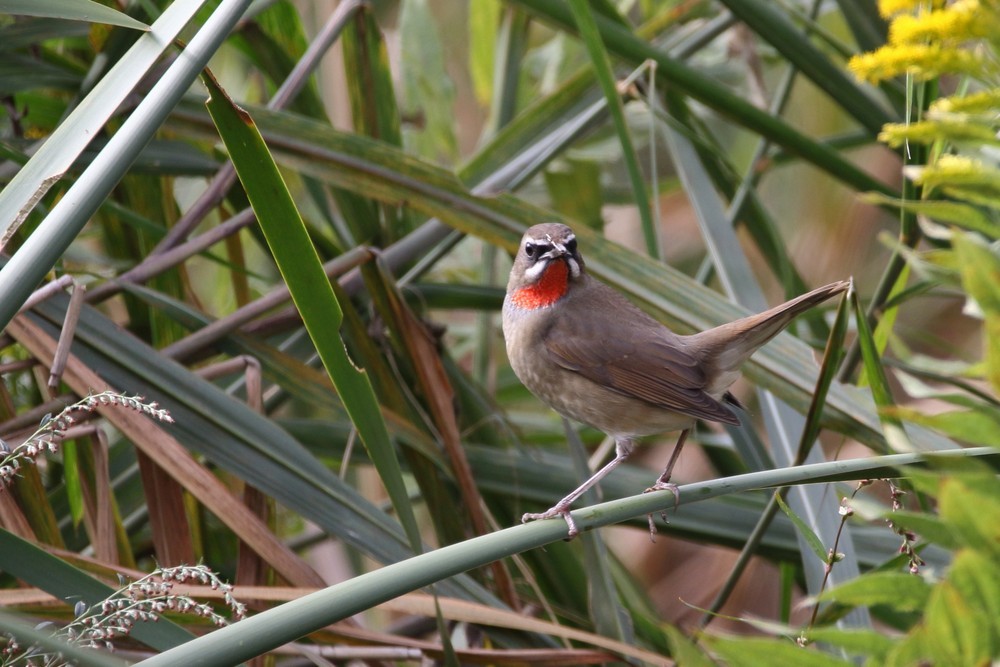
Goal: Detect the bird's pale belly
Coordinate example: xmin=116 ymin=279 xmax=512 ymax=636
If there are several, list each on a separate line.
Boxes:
xmin=510 ymin=354 xmax=695 ymax=439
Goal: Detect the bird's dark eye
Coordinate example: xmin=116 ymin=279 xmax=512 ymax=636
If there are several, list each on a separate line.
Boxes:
xmin=566 ymin=238 xmax=577 ymax=253
xmin=524 ymin=242 xmax=537 ymax=259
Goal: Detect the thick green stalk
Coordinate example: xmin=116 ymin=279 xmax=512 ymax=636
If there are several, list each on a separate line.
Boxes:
xmin=137 ymin=448 xmax=997 ymax=667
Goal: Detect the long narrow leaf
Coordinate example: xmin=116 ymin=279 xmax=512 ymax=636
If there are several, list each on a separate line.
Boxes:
xmin=568 ymin=0 xmax=658 ymax=258
xmin=0 ymin=0 xmax=148 ymax=30
xmin=203 ymin=73 xmax=425 ymax=554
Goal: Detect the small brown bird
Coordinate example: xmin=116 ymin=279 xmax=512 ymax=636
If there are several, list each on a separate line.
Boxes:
xmin=502 ymin=223 xmax=848 ymax=537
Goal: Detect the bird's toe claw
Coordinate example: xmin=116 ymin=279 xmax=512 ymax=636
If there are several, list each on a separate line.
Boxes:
xmin=644 ymin=481 xmax=680 ymax=507
xmin=522 ymin=507 xmax=579 ymax=539
xmin=644 ymin=482 xmax=680 ymax=541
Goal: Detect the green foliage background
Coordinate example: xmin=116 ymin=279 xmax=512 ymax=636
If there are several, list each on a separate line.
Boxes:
xmin=0 ymin=0 xmax=998 ymax=664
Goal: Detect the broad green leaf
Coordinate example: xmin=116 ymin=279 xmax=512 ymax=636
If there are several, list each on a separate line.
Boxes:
xmin=938 ymin=475 xmax=1000 ymax=558
xmin=663 ymin=625 xmax=715 ymax=667
xmin=887 ymin=510 xmax=958 ymax=549
xmin=954 ymin=232 xmax=1000 ymax=311
xmin=949 ymin=549 xmax=1000 ymax=636
xmin=953 ymin=232 xmax=1000 ymax=394
xmin=805 ymin=627 xmax=895 ymax=658
xmin=709 ymin=637 xmax=853 ymax=667
xmin=818 ymin=572 xmax=931 ymax=611
xmin=860 ymin=192 xmax=1000 ymax=238
xmin=912 ymin=579 xmax=996 ymax=667
xmin=889 ymin=404 xmax=1000 ymax=448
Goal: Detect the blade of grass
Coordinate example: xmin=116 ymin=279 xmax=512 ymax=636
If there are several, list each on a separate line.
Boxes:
xmin=851 ymin=280 xmax=912 ymax=452
xmin=775 ymin=493 xmax=827 ymax=563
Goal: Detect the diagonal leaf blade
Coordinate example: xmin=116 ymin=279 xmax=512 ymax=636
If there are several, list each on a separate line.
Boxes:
xmin=203 ymin=73 xmax=424 ymax=554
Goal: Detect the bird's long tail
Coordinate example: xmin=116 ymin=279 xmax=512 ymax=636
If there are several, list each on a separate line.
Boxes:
xmin=688 ymin=280 xmax=850 ymax=391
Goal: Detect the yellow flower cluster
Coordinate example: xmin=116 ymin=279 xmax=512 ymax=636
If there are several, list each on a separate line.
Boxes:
xmin=879 ymin=120 xmax=1000 ymax=147
xmin=906 ymin=155 xmax=1000 ymax=192
xmin=848 ymin=43 xmax=984 ymax=83
xmin=890 ymin=0 xmax=1000 ymax=43
xmin=930 ymin=87 xmax=1000 ymax=113
xmin=848 ymin=0 xmax=999 ymax=84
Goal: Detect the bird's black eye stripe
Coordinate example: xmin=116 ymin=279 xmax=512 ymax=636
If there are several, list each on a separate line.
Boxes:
xmin=525 ymin=241 xmax=551 ymax=260
xmin=566 ymin=237 xmax=577 ymax=253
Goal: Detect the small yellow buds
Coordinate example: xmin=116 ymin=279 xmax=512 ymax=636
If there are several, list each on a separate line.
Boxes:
xmin=904 ymin=155 xmax=1000 ymax=193
xmin=889 ymin=0 xmax=998 ymax=44
xmin=878 ymin=119 xmax=1000 ymax=148
xmin=848 ymin=43 xmax=984 ymax=84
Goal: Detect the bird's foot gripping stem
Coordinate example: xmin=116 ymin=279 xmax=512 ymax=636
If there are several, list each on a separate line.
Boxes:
xmin=521 ymin=438 xmax=635 ymax=540
xmin=643 ymin=480 xmax=680 ymax=542
xmin=522 ymin=505 xmax=579 ymax=539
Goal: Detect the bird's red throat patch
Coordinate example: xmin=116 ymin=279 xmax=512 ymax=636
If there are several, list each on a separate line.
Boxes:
xmin=510 ymin=260 xmax=569 ymax=310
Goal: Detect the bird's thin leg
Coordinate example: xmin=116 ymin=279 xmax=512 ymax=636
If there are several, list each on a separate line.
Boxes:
xmin=650 ymin=428 xmax=689 ymax=491
xmin=644 ymin=429 xmax=690 ymax=540
xmin=522 ymin=439 xmax=634 ymax=538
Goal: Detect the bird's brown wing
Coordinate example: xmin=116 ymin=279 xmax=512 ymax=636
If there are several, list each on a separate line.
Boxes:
xmin=542 ymin=309 xmax=740 ymax=425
